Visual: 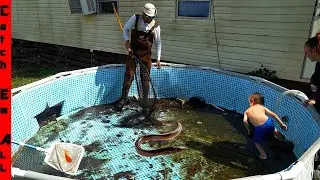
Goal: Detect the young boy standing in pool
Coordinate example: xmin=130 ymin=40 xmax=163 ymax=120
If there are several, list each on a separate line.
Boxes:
xmin=243 ymin=92 xmax=288 ymax=159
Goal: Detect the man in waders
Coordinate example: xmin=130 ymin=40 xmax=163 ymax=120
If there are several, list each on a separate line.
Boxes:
xmin=115 ymin=3 xmax=162 ymax=114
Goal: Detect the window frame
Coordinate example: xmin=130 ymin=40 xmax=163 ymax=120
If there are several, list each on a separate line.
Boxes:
xmin=96 ymin=0 xmax=119 ymax=14
xmin=68 ymin=0 xmax=83 ymax=14
xmin=176 ymin=0 xmax=212 ymax=20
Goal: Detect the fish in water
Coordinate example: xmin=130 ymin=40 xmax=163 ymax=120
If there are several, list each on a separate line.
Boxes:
xmin=64 ymin=149 xmax=72 ymax=163
xmin=34 ymin=101 xmax=64 ymax=126
xmin=135 ymin=121 xmax=187 ymax=157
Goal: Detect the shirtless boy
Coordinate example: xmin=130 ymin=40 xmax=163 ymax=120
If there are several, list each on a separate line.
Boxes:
xmin=243 ymin=92 xmax=288 ymax=159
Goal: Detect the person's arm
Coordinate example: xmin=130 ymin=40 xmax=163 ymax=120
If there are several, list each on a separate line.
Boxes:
xmin=153 ymin=25 xmax=161 ymax=68
xmin=123 ymin=15 xmax=136 ymax=52
xmin=265 ymin=107 xmax=287 ymax=130
xmin=243 ymin=111 xmax=252 ymax=135
xmin=154 ymin=26 xmax=161 ymax=61
xmin=306 ymin=67 xmax=320 ymax=105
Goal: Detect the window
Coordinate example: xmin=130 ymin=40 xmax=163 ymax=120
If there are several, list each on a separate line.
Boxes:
xmin=68 ymin=0 xmax=119 ymax=15
xmin=177 ymin=0 xmax=211 ymax=19
xmin=97 ymin=0 xmax=119 ymax=14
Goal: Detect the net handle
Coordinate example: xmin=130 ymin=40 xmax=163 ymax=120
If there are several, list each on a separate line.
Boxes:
xmin=12 ymin=140 xmax=47 ymax=152
xmin=132 ymin=55 xmax=158 ymax=100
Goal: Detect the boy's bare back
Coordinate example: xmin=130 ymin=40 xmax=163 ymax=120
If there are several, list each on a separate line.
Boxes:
xmin=245 ymin=104 xmax=269 ymax=127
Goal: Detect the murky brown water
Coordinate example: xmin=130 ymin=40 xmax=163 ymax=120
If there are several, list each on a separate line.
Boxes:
xmin=12 ymin=98 xmax=296 ymax=180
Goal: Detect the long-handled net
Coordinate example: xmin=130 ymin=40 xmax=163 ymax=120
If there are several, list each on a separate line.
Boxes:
xmin=132 ymin=54 xmax=158 ymax=119
xmin=12 ymin=141 xmax=85 ymax=176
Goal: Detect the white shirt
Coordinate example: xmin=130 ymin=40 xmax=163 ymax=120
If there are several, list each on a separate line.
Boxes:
xmin=123 ymin=14 xmax=161 ymax=60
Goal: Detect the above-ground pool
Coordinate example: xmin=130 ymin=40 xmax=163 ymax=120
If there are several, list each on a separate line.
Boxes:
xmin=11 ymin=63 xmax=320 ymax=180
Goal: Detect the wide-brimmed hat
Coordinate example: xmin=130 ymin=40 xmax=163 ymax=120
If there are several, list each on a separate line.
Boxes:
xmin=142 ymin=3 xmax=157 ymax=17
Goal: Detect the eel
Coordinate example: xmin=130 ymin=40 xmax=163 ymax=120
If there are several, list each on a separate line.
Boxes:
xmin=134 ymin=121 xmax=187 ymax=157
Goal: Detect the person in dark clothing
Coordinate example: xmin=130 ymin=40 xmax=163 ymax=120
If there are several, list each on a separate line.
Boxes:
xmin=115 ymin=3 xmax=161 ymax=112
xmin=304 ymin=33 xmax=320 ymax=113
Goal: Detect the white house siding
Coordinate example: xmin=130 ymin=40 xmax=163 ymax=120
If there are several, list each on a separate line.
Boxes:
xmin=12 ymin=0 xmax=316 ymax=81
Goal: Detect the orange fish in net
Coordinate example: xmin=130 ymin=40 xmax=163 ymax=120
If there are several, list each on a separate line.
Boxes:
xmin=64 ymin=149 xmax=73 ymax=163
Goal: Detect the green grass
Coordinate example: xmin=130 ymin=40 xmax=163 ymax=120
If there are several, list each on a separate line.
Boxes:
xmin=12 ymin=62 xmax=64 ymax=88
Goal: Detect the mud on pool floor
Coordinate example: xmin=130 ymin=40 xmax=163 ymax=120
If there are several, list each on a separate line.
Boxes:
xmin=12 ymin=98 xmax=297 ymax=180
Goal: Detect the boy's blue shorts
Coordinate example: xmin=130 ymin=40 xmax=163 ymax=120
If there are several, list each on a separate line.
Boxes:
xmin=252 ymin=117 xmax=275 ymax=143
